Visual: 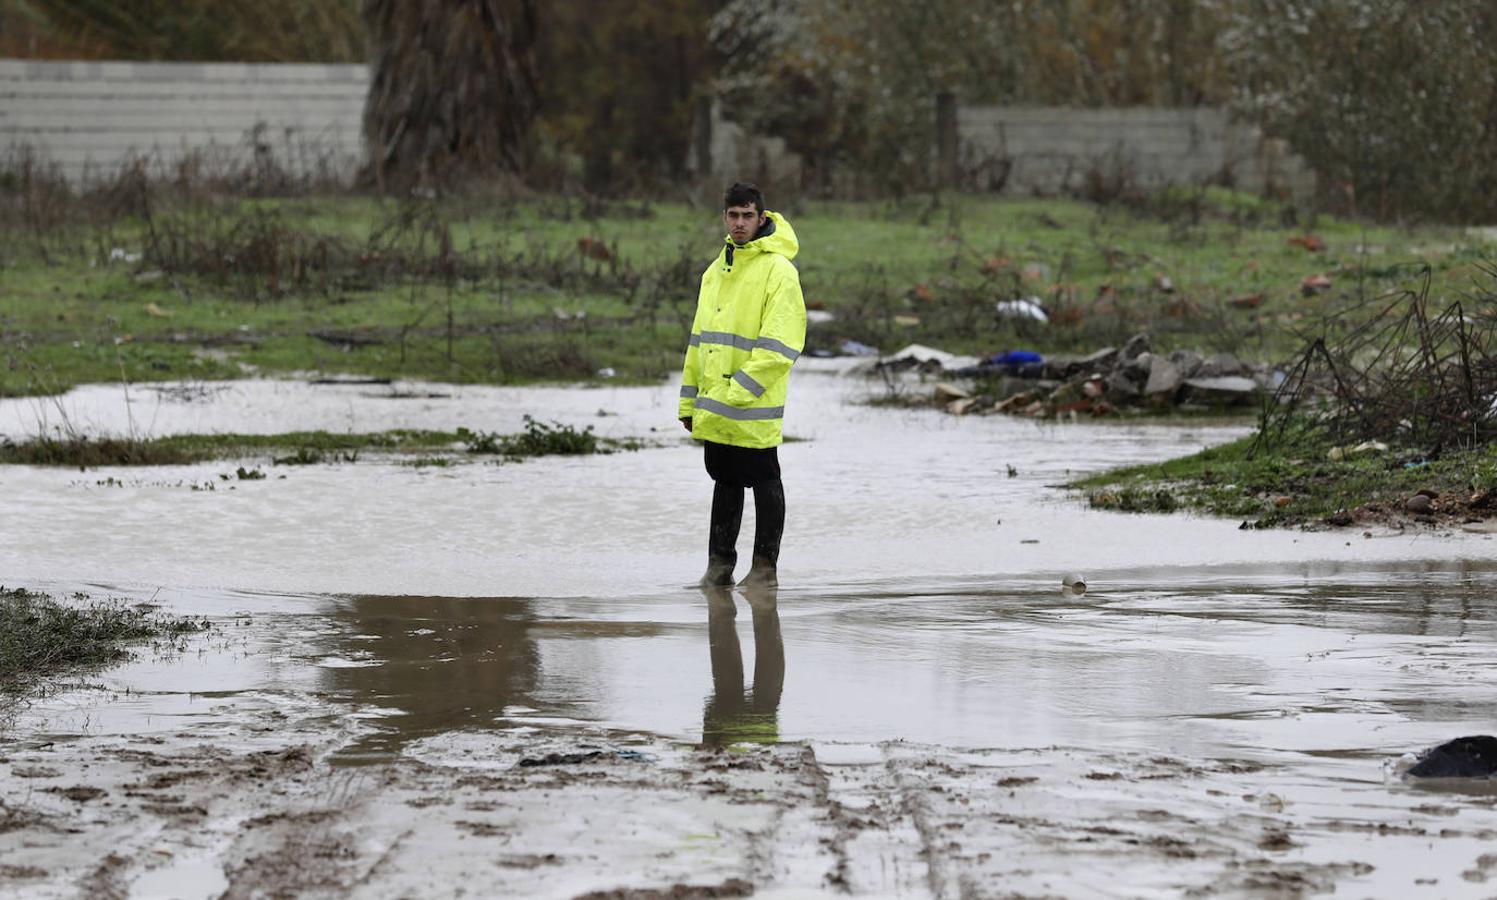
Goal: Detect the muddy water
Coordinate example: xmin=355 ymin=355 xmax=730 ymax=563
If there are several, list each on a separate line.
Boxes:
xmin=309 ymin=563 xmax=1497 ymax=760
xmin=1 ymin=365 xmax=1489 ymax=596
xmin=6 ymin=370 xmax=1497 ymax=896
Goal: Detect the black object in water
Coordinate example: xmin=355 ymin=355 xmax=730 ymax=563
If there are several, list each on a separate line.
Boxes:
xmin=1407 ymin=736 xmax=1497 ymax=778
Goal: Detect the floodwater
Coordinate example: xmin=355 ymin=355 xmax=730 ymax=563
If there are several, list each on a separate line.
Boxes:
xmin=5 ymin=367 xmax=1497 ymax=897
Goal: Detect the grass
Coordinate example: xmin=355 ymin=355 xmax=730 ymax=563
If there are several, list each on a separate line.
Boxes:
xmin=0 ymin=587 xmax=209 ymax=695
xmin=1074 ymin=425 xmax=1497 ymax=528
xmin=0 ymin=420 xmax=636 ymax=467
xmin=3 ymin=187 xmax=1492 ymax=397
xmin=457 ymin=416 xmax=608 ymax=457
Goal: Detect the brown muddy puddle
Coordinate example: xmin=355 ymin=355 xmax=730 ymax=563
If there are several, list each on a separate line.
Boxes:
xmin=7 ymin=564 xmax=1497 ymax=896
xmin=6 ymin=371 xmax=1497 ymax=895
xmin=17 ymin=563 xmax=1497 ymax=762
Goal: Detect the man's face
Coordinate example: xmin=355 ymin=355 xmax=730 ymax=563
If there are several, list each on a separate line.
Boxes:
xmin=723 ymin=203 xmax=766 ymax=245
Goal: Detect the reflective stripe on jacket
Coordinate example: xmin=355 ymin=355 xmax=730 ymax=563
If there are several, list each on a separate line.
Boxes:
xmin=678 ymin=210 xmax=806 ymax=449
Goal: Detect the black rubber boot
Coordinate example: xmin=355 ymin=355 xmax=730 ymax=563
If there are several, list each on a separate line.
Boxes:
xmin=701 ymin=481 xmax=744 ymax=586
xmin=740 ymin=479 xmax=784 ymax=587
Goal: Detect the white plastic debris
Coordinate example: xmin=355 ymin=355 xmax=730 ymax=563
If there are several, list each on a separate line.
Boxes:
xmin=879 ymin=343 xmax=981 ymax=372
xmin=995 ymin=297 xmax=1049 ymax=323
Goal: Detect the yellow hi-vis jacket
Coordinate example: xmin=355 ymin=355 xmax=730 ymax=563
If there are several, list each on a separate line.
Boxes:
xmin=678 ymin=210 xmax=806 ymax=449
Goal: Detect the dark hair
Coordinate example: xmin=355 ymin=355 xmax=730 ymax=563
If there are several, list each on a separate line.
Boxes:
xmin=723 ymin=182 xmax=765 ymax=214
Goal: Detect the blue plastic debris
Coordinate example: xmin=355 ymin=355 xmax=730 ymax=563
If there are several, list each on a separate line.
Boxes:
xmin=956 ymin=350 xmax=1046 ymax=377
xmin=986 ymin=350 xmax=1044 ymax=372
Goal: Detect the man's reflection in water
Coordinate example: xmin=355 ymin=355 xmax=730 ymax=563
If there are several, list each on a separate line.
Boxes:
xmin=701 ymin=584 xmax=784 ymax=747
xmin=322 ymin=595 xmax=538 ymax=762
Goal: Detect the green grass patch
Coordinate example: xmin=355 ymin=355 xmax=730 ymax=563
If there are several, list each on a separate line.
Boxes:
xmin=2 ymin=191 xmax=1489 ymax=396
xmin=0 ymin=422 xmax=639 ymax=467
xmin=0 ymin=587 xmax=210 ymax=695
xmin=1076 ymin=430 xmax=1497 ymax=527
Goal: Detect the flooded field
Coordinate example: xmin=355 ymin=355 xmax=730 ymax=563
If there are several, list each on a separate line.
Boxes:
xmin=4 ymin=368 xmax=1497 ymax=897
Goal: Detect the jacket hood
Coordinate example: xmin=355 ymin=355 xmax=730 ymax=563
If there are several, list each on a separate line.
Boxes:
xmin=725 ymin=210 xmax=798 ymax=262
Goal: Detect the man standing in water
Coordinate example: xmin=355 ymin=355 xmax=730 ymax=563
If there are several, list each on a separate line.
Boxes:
xmin=679 ymin=183 xmax=806 ymax=587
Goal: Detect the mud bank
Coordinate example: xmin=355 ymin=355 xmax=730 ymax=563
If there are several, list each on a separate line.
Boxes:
xmin=12 ymin=727 xmax=1493 ymax=898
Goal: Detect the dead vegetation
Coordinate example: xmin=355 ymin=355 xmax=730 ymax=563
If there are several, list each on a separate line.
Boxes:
xmin=0 ymin=143 xmax=706 ymax=391
xmin=1 ymin=149 xmax=696 ymax=307
xmin=1257 ymin=264 xmax=1497 ymax=458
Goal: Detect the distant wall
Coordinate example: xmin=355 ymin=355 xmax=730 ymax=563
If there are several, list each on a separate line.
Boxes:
xmin=958 ymin=106 xmax=1314 ymax=200
xmin=0 ymin=59 xmax=369 ymax=182
xmin=693 ymin=99 xmax=804 ymax=191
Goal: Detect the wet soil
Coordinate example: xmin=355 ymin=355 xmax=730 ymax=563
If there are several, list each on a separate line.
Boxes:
xmin=4 ymin=369 xmax=1497 ymax=896
xmin=7 ymin=724 xmax=1465 ymax=898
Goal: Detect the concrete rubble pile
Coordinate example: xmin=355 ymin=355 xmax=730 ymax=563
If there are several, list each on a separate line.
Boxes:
xmin=876 ymin=333 xmax=1278 ymax=418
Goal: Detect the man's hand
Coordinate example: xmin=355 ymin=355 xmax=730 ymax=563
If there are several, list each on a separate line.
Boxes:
xmin=680 ymin=416 xmax=693 ymax=432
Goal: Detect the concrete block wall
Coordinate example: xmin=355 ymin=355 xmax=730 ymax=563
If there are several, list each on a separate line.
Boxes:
xmin=958 ymin=106 xmax=1315 ymax=200
xmin=0 ymin=59 xmax=370 ymax=182
xmin=697 ymin=99 xmax=804 ymax=190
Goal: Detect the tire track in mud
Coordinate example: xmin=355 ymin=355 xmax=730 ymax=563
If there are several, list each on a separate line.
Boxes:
xmin=790 ymin=744 xmax=854 ymax=892
xmin=8 ymin=728 xmax=1496 ymax=898
xmin=792 ymin=743 xmax=941 ymax=898
xmin=884 ymin=752 xmax=959 ymax=900
xmin=219 ymin=808 xmax=357 ymax=898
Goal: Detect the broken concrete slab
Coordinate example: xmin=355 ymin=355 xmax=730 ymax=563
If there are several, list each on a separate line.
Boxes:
xmin=1042 ymin=355 xmax=1080 ymax=379
xmin=934 ymin=382 xmax=971 ymax=402
xmin=1197 ymin=352 xmax=1247 ymax=378
xmin=889 ymin=330 xmax=1278 ymax=419
xmin=1121 ymin=333 xmax=1151 ymax=360
xmin=1105 ymin=371 xmax=1141 ymax=399
xmin=1167 ymin=350 xmax=1203 ymax=378
xmin=1181 ymin=376 xmax=1259 ymax=402
xmin=1071 ymin=346 xmax=1118 ymax=375
xmin=1143 ymin=357 xmax=1182 ymax=395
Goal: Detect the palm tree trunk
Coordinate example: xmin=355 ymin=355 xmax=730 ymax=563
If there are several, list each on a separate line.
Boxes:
xmin=361 ymin=0 xmax=539 ymax=189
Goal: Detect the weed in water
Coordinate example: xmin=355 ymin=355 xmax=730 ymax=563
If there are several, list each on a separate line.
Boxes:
xmin=459 ymin=417 xmax=602 ymax=458
xmin=0 ymin=434 xmax=193 ymax=467
xmin=0 ymin=587 xmax=210 ymax=696
xmin=0 ymin=426 xmax=632 ymax=469
xmin=401 ymin=456 xmax=454 ymax=468
xmin=503 ymin=416 xmax=600 ymax=456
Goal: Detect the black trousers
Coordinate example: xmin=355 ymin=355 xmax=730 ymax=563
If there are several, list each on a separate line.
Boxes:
xmin=703 ymin=442 xmax=785 ymax=565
